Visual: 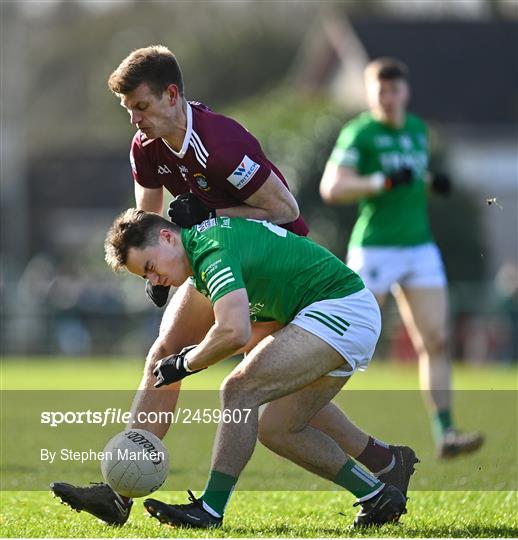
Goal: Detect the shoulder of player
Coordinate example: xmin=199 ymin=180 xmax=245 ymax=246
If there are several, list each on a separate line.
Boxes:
xmin=191 ymin=102 xmax=255 ymax=149
xmin=337 ymin=112 xmax=375 ymax=144
xmin=130 ymin=130 xmax=160 ymax=152
xmin=183 ymin=218 xmax=229 ymax=244
xmin=406 ymin=113 xmax=428 ymax=131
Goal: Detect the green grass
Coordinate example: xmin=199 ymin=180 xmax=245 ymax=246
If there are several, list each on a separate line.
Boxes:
xmin=1 ymin=358 xmax=517 ymax=537
xmin=2 ymin=356 xmax=516 ymax=390
xmin=1 ymin=490 xmax=516 ymax=538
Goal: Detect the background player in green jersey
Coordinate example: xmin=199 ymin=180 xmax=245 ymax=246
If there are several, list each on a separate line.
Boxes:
xmin=104 ymin=210 xmax=418 ymax=528
xmin=319 ymin=57 xmax=483 ymax=458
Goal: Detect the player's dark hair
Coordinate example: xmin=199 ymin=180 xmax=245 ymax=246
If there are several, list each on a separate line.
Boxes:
xmin=104 ymin=208 xmax=179 ymax=272
xmin=365 ymin=57 xmax=409 ymax=82
xmin=108 ymin=45 xmax=184 ymax=97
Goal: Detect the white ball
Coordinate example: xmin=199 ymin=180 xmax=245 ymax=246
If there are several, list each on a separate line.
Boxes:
xmin=100 ymin=429 xmax=169 ymax=498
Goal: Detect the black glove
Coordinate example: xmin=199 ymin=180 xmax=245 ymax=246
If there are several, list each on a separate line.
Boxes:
xmin=168 ymin=192 xmax=215 ymax=228
xmin=430 ymin=172 xmax=452 ymax=196
xmin=384 ymin=167 xmax=414 ymax=190
xmin=145 ymin=281 xmax=170 ymax=308
xmin=153 ymin=345 xmax=204 ymax=388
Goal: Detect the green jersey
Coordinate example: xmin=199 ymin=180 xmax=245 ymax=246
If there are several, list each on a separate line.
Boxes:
xmin=181 ymin=217 xmax=364 ymax=324
xmin=328 ymin=112 xmax=432 ymax=247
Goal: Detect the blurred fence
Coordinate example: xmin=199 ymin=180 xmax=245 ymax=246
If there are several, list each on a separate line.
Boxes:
xmin=1 ymin=279 xmax=516 ymax=364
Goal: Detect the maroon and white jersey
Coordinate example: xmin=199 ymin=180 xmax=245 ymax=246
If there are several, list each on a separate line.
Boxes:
xmin=130 ymin=101 xmax=308 ymax=236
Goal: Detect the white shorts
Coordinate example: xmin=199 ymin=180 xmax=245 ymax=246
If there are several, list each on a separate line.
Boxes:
xmin=347 ymin=243 xmax=447 ymax=296
xmin=291 ymin=288 xmax=381 ymax=377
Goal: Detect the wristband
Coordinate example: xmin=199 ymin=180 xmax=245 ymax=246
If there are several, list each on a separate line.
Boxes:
xmin=183 ymin=355 xmax=193 ymax=373
xmin=369 ymin=172 xmax=385 ymax=191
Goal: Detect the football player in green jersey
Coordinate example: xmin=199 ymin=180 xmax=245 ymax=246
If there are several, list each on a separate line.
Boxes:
xmin=319 ymin=57 xmax=483 ymax=459
xmin=104 ymin=209 xmax=420 ymax=528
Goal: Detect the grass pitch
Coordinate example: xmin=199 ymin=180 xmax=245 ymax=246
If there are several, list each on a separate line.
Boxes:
xmin=1 ymin=357 xmax=517 ymax=538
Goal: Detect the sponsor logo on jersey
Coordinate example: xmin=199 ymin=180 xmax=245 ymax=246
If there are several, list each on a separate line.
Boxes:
xmin=158 ymin=164 xmax=172 ymax=175
xmin=194 ymin=173 xmax=210 ymax=191
xmin=380 ymin=151 xmax=428 ymax=176
xmin=177 ymin=165 xmax=189 ymax=182
xmin=374 ymin=135 xmax=393 ymax=148
xmin=220 ymin=217 xmax=232 ymax=229
xmin=196 ymin=218 xmax=218 ymax=233
xmin=202 ymin=259 xmax=222 ymax=280
xmin=227 ymin=155 xmax=260 ymax=189
xmin=249 ymin=302 xmax=265 ymax=322
xmin=399 ymin=134 xmax=413 ymax=151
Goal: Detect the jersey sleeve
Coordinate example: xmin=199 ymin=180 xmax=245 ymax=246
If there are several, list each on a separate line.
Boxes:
xmin=327 ymin=121 xmax=366 ymax=171
xmin=208 ymin=132 xmax=272 ymax=202
xmin=188 ymin=233 xmax=246 ymax=304
xmin=130 ymin=132 xmax=162 ymax=189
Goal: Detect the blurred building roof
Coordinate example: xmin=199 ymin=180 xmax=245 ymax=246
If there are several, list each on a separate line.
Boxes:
xmin=294 ymin=17 xmax=518 ymax=126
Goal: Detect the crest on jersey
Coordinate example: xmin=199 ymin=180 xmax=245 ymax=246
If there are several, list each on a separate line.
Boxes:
xmin=227 ymin=155 xmax=260 ymax=190
xmin=194 ymin=173 xmax=210 ymax=191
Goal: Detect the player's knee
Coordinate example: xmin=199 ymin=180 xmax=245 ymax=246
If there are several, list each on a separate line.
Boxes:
xmin=143 ymin=342 xmax=170 ymax=377
xmin=423 ymin=329 xmax=448 ymax=356
xmin=257 ymin=419 xmax=282 ymax=449
xmin=258 ymin=415 xmax=286 ymax=448
xmin=220 ymin=373 xmax=261 ymax=408
xmin=258 ymin=413 xmax=305 ymax=449
xmin=147 ymin=339 xmax=173 ymax=362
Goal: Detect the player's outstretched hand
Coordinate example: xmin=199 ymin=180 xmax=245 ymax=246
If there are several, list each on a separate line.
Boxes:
xmin=153 ymin=346 xmax=205 ymax=387
xmin=385 ymin=167 xmax=414 ymax=190
xmin=168 ymin=192 xmax=216 ymax=228
xmin=431 ymin=172 xmax=452 ymax=196
xmin=145 ymin=281 xmax=170 ymax=308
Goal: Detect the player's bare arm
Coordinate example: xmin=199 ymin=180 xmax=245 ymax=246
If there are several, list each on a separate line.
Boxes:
xmin=320 ymin=162 xmax=414 ymax=205
xmin=135 ymin=184 xmax=164 ymax=214
xmin=184 ymin=288 xmax=251 ymax=371
xmin=320 ymin=163 xmax=381 ymax=204
xmin=216 ymin=171 xmax=299 ymax=224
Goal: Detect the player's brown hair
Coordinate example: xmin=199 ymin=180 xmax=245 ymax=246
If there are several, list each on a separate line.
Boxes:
xmin=364 ymin=57 xmax=409 ymax=82
xmin=104 ymin=208 xmax=178 ymax=272
xmin=107 ymin=45 xmax=184 ymax=97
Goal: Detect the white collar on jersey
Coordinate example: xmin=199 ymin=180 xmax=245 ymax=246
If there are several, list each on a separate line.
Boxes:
xmin=161 ymin=101 xmax=192 ymax=158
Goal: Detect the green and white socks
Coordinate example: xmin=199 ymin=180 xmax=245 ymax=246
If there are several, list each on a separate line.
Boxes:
xmin=433 ymin=409 xmax=454 ymax=441
xmin=333 ymin=459 xmax=384 ymax=501
xmin=200 ymin=470 xmax=237 ymax=518
xmin=201 ymin=460 xmax=384 ymax=516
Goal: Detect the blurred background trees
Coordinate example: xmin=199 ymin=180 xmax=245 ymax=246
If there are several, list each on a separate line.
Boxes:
xmin=1 ymin=0 xmax=516 ymax=360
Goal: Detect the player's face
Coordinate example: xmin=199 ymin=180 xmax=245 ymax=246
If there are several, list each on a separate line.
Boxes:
xmin=119 ymin=83 xmax=180 ymax=139
xmin=125 ymin=230 xmax=190 ymax=287
xmin=366 ymin=77 xmax=409 ymax=123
